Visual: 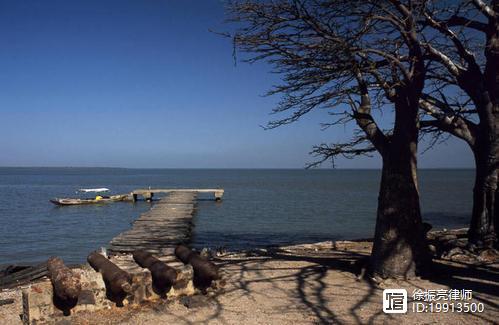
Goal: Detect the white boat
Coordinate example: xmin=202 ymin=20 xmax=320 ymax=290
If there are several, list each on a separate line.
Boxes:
xmin=77 ymin=188 xmax=110 ymax=193
xmin=49 ymin=188 xmax=129 ymax=206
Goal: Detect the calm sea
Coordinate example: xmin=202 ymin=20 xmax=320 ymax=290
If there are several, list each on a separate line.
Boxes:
xmin=0 ymin=168 xmax=473 ymax=265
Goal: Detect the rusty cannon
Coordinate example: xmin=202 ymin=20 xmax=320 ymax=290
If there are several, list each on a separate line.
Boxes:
xmin=175 ymin=245 xmax=219 ymax=291
xmin=87 ymin=252 xmax=132 ymax=306
xmin=47 ymin=257 xmax=81 ymax=315
xmin=133 ymin=250 xmax=177 ymax=296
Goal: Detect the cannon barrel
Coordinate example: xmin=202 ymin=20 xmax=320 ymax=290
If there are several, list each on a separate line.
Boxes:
xmin=47 ymin=257 xmax=81 ymax=315
xmin=174 ymin=245 xmax=193 ymax=264
xmin=133 ymin=250 xmax=177 ymax=295
xmin=87 ymin=252 xmax=131 ymax=303
xmin=175 ymin=245 xmax=219 ymax=290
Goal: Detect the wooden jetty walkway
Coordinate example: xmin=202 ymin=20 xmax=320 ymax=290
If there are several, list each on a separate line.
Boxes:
xmin=108 ymin=191 xmax=198 ymax=255
xmin=131 ymin=188 xmax=223 ymax=202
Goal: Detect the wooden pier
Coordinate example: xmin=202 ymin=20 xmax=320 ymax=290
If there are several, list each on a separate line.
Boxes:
xmin=131 ymin=188 xmax=224 ymax=202
xmin=108 ymin=191 xmax=199 ymax=256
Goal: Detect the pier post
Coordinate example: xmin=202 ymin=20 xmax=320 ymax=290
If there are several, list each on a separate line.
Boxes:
xmin=214 ymin=191 xmax=223 ymax=201
xmin=143 ymin=192 xmax=154 ymax=202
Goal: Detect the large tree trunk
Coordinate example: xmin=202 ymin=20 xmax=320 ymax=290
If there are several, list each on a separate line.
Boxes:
xmin=495 ymin=187 xmax=499 ymax=247
xmin=468 ymin=142 xmax=498 ymax=247
xmin=484 ymin=1 xmax=499 ymax=247
xmin=370 ymin=96 xmax=430 ymax=279
xmin=370 ymin=151 xmax=429 ymax=278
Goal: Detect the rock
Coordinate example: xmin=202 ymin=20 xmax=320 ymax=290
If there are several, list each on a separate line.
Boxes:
xmin=55 ymin=319 xmax=72 ymax=325
xmin=200 ymin=248 xmax=210 ymax=258
xmin=0 ymin=298 xmax=14 ymax=306
xmin=450 ymin=254 xmax=477 ymax=263
xmin=443 ymin=247 xmax=463 ymax=259
xmin=477 ymin=249 xmax=499 ymax=264
xmin=428 ymin=244 xmax=437 ymax=257
xmin=445 ymin=238 xmax=468 ymax=249
xmin=180 ymin=295 xmax=210 ymax=309
xmin=423 ymin=222 xmax=433 ymax=234
xmin=439 ymin=234 xmax=458 ymax=242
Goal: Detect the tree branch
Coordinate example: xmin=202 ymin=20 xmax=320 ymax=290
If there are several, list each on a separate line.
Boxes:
xmin=419 ymin=99 xmax=477 ymax=147
xmin=446 ymin=15 xmax=488 ymax=32
xmin=471 ymin=0 xmax=496 ymax=19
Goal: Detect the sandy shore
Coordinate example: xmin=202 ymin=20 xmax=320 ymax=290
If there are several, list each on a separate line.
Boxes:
xmin=2 ymin=239 xmax=498 ymax=324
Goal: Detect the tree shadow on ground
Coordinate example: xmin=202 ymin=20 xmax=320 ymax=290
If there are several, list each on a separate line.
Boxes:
xmin=85 ymin=246 xmax=499 ymax=325
xmin=204 ymin=248 xmax=383 ymax=324
xmin=198 ymin=247 xmax=498 ymax=325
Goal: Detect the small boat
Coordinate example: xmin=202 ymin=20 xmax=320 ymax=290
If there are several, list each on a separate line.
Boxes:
xmin=50 ymin=194 xmax=129 ymax=206
xmin=78 ymin=188 xmax=110 ymax=193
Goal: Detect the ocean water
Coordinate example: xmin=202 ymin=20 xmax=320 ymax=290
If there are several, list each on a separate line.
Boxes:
xmin=0 ymin=168 xmax=473 ymax=265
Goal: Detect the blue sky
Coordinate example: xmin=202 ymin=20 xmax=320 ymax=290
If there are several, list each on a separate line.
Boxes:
xmin=0 ymin=0 xmax=473 ymax=168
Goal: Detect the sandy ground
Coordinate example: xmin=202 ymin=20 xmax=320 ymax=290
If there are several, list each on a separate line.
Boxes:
xmin=1 ymin=241 xmax=498 ymax=324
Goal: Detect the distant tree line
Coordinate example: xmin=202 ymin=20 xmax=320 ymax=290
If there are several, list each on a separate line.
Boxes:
xmin=225 ymin=0 xmax=499 ymax=279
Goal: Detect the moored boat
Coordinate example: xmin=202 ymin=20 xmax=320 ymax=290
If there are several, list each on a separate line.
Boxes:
xmin=50 ymin=194 xmax=129 ymax=206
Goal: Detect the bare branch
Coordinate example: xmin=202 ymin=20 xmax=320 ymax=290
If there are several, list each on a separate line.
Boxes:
xmin=419 ymin=99 xmax=477 ymax=146
xmin=471 ymin=0 xmax=496 ymax=19
xmin=307 ymin=136 xmax=376 ymax=169
xmin=446 ymin=15 xmax=488 ymax=32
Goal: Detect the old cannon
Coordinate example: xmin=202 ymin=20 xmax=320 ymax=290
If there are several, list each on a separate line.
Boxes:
xmin=87 ymin=252 xmax=132 ymax=306
xmin=133 ymin=250 xmax=177 ymax=296
xmin=47 ymin=257 xmax=81 ymax=315
xmin=175 ymin=245 xmax=219 ymax=291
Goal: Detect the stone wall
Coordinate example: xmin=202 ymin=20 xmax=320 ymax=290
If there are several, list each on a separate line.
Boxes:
xmin=22 ymin=262 xmax=195 ymax=324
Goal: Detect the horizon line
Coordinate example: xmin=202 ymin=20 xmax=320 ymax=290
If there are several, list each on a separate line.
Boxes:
xmin=0 ymin=166 xmax=475 ymax=170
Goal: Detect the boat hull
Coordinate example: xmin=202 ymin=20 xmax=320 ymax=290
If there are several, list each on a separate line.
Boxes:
xmin=50 ymin=199 xmax=108 ymax=206
xmin=50 ymin=195 xmax=129 ymax=206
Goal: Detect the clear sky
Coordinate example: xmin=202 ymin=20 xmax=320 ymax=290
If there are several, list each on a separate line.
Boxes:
xmin=0 ymin=0 xmax=473 ymax=168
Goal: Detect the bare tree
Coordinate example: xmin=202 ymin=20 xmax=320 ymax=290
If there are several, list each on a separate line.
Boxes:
xmin=418 ymin=0 xmax=499 ymax=248
xmin=226 ymin=0 xmax=431 ymax=278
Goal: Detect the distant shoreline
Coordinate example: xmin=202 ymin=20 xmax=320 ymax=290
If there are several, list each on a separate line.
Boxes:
xmin=0 ymin=166 xmax=475 ymax=171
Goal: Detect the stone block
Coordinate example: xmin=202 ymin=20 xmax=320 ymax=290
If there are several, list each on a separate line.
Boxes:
xmin=22 ymin=280 xmax=55 ymax=325
xmin=21 ymin=257 xmax=200 ymax=324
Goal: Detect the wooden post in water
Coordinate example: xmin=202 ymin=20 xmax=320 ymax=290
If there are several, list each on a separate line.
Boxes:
xmin=143 ymin=192 xmax=154 ymax=202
